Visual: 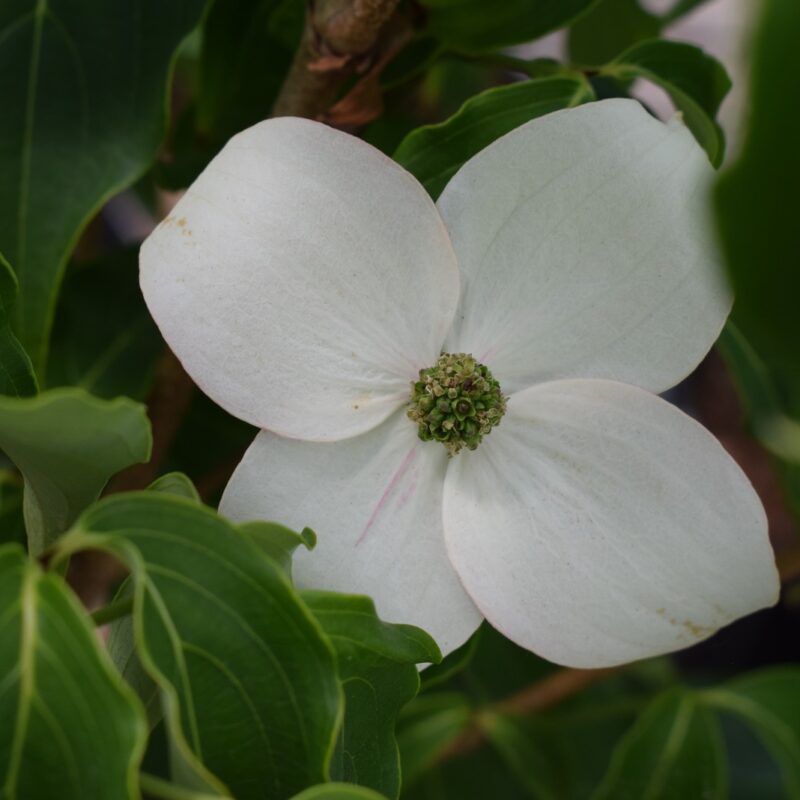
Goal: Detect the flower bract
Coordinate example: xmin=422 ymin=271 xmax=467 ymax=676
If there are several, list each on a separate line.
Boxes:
xmin=140 ymin=99 xmax=779 ymax=667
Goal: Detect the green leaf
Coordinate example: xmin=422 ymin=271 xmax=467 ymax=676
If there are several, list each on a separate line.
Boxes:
xmin=0 ymin=254 xmax=36 ymax=397
xmin=593 ymin=689 xmax=727 ymax=799
xmin=197 ymin=0 xmax=303 ymax=140
xmin=717 ymin=713 xmax=786 ymax=800
xmin=0 ymin=544 xmax=146 ymax=799
xmin=717 ymin=323 xmax=800 ymax=463
xmin=0 ymin=470 xmax=26 ymax=547
xmin=148 ymin=472 xmax=201 ymax=502
xmin=419 ymin=625 xmax=483 ymax=691
xmin=568 ymin=0 xmax=661 ymax=65
xmin=46 ymin=248 xmax=163 ymax=400
xmin=240 ymin=520 xmax=316 ymax=578
xmin=0 ymin=388 xmax=152 ymax=555
xmin=604 ymin=39 xmax=730 ymax=165
xmin=55 ymin=493 xmax=342 ymax=800
xmin=291 ymin=784 xmax=388 ymax=800
xmin=549 ymin=665 xmax=679 ymax=800
xmin=168 ymin=392 xmax=257 ymax=504
xmin=396 ymin=693 xmax=473 ymax=788
xmin=303 ymin=592 xmax=440 ymax=799
xmin=420 ymin=0 xmax=600 ymax=53
xmin=139 ymin=772 xmax=230 ymax=800
xmin=704 ymin=668 xmax=800 ymax=798
xmin=393 ymin=76 xmax=595 ymax=199
xmin=481 ymin=712 xmax=559 ymax=799
xmin=435 ymin=623 xmax=554 ymax=704
xmin=715 ymin=0 xmax=800 ymax=380
xmin=107 ymin=594 xmax=161 ymax=730
xmin=0 ymin=0 xmax=207 ymax=371
xmin=400 ymin=734 xmax=532 ymax=800
xmin=158 ymin=0 xmax=305 ymax=190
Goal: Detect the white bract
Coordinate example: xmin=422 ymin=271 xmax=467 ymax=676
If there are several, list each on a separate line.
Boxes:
xmin=140 ymin=99 xmax=779 ymax=668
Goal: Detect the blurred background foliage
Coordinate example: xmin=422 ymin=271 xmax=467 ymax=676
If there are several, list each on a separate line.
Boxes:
xmin=0 ymin=0 xmax=799 ymax=798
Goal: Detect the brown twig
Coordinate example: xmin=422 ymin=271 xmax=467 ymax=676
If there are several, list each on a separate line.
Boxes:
xmin=114 ymin=0 xmax=406 ymax=500
xmin=436 ymin=547 xmax=800 ymax=765
xmin=437 ymin=667 xmax=617 ymax=763
xmin=493 ymin=666 xmax=619 ymax=717
xmin=112 ymin=0 xmax=404 ymax=495
xmin=70 ymin=349 xmax=195 ymax=606
xmin=105 ymin=348 xmax=195 ymax=494
xmin=92 ymin=0 xmax=405 ymax=517
xmin=778 ymin=544 xmax=800 ymax=584
xmin=272 ymin=0 xmax=403 ymax=119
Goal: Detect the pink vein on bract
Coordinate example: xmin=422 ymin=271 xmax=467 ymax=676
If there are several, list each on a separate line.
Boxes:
xmin=355 ymin=447 xmax=418 ymax=546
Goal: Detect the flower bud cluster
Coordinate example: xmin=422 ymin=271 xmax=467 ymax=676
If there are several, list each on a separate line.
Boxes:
xmin=407 ymin=353 xmax=507 ymax=456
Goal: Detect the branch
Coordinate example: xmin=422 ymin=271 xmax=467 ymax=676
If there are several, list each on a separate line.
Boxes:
xmin=272 ymin=0 xmax=402 ymax=119
xmin=437 ymin=667 xmax=617 ymax=763
xmin=778 ymin=543 xmax=800 ymax=584
xmin=105 ymin=348 xmax=194 ymax=494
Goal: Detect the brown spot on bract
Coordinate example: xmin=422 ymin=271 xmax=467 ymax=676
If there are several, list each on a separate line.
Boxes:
xmin=681 ymin=619 xmax=716 ymax=639
xmin=655 ymin=607 xmax=715 ymax=639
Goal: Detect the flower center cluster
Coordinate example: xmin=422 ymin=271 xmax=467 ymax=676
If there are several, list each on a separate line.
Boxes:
xmin=407 ymin=353 xmax=507 ymax=456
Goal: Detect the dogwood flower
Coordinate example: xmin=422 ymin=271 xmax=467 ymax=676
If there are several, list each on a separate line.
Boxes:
xmin=140 ymin=99 xmax=779 ymax=668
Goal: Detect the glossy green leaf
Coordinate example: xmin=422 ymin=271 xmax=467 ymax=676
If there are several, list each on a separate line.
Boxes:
xmin=605 ymin=39 xmax=730 ymax=165
xmin=704 ymin=668 xmax=800 ymax=798
xmin=0 ymin=544 xmax=146 ymax=799
xmin=0 ymin=0 xmax=206 ymax=370
xmin=715 ymin=0 xmax=800 ymax=377
xmin=593 ymin=689 xmax=727 ymax=799
xmin=0 ymin=254 xmax=36 ymax=397
xmin=291 ymin=784 xmax=388 ymax=800
xmin=303 ymin=592 xmax=440 ymax=799
xmin=393 ymin=76 xmax=595 ymax=199
xmin=107 ymin=597 xmax=161 ymax=730
xmin=420 ymin=0 xmax=600 ymax=53
xmin=568 ymin=0 xmax=661 ymax=65
xmin=148 ymin=472 xmax=201 ymax=502
xmin=0 ymin=388 xmax=151 ymax=555
xmin=55 ymin=493 xmax=342 ymax=800
xmin=47 ymin=248 xmax=163 ymax=400
xmin=396 ymin=693 xmax=473 ymax=788
xmin=240 ymin=520 xmax=316 ymax=577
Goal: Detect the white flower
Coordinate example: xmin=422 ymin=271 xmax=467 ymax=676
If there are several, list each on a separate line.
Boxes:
xmin=140 ymin=99 xmax=779 ymax=668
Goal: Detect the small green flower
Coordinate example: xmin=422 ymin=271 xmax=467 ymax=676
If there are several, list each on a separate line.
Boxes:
xmin=407 ymin=353 xmax=506 ymax=455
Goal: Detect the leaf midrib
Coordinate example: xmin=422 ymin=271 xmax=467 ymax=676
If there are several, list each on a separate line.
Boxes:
xmin=3 ymin=564 xmax=38 ymax=798
xmin=16 ymin=0 xmax=47 ymax=298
